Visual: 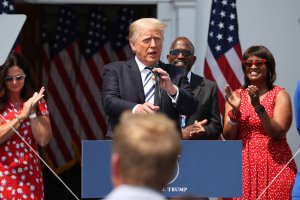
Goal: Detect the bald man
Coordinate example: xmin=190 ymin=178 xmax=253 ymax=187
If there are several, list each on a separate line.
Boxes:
xmin=167 ymin=37 xmax=222 ymax=140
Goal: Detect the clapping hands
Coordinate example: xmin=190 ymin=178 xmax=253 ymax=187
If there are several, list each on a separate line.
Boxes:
xmin=224 ymin=85 xmax=241 ymax=110
xmin=22 ymin=87 xmax=45 ymax=118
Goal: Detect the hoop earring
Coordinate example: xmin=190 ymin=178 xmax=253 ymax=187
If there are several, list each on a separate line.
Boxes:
xmin=266 ymin=72 xmax=271 ymax=79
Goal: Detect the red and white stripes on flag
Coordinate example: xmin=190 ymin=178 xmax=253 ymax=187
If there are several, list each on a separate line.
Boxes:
xmin=204 ymin=0 xmax=243 ymax=114
xmin=42 ymin=6 xmax=136 ymax=172
xmin=74 ymin=7 xmax=109 ymax=140
xmin=42 ymin=28 xmax=75 ymax=170
xmin=43 ymin=7 xmax=81 ymax=172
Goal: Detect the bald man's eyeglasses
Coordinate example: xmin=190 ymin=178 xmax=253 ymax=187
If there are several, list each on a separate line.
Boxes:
xmin=169 ymin=49 xmax=193 ymax=57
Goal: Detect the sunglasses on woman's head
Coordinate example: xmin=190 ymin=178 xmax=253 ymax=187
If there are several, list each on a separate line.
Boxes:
xmin=5 ymin=74 xmax=26 ymax=82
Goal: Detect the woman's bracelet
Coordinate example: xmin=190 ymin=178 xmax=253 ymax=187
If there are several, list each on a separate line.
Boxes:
xmin=254 ymin=105 xmax=265 ymax=114
xmin=228 ymin=109 xmax=241 ymax=121
xmin=228 ymin=118 xmax=238 ymax=125
xmin=16 ymin=116 xmax=21 ymax=124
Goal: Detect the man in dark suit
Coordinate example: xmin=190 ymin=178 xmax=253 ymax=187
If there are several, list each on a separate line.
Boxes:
xmin=167 ymin=37 xmax=222 ymax=140
xmin=102 ymin=19 xmax=197 ymax=138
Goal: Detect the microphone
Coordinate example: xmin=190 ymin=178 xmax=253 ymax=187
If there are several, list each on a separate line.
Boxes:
xmin=150 ymin=64 xmax=160 ymax=82
xmin=150 ymin=64 xmax=161 ymax=105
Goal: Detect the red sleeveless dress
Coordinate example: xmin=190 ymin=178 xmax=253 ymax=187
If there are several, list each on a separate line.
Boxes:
xmin=226 ymin=86 xmax=297 ymax=200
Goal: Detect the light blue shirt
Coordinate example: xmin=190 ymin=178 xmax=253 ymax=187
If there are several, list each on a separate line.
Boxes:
xmin=104 ymin=184 xmax=167 ymax=200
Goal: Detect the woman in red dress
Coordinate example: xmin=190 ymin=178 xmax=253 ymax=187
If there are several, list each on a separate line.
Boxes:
xmin=223 ymin=45 xmax=297 ymax=199
xmin=0 ymin=52 xmax=52 ymax=199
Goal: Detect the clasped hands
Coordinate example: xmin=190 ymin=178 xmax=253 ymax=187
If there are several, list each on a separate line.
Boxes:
xmin=183 ymin=119 xmax=208 ymax=139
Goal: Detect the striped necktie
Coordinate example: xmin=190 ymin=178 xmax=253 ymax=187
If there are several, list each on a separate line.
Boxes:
xmin=143 ymin=67 xmax=155 ymax=103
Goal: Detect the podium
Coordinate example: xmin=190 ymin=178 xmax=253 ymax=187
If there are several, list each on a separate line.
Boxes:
xmin=82 ymin=140 xmax=242 ymax=198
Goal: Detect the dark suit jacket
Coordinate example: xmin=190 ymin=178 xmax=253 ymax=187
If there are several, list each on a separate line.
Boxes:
xmin=102 ymin=58 xmax=197 ymax=137
xmin=186 ymin=73 xmax=222 ymax=139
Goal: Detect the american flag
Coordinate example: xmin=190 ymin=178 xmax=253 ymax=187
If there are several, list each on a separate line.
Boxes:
xmin=111 ymin=6 xmax=136 ymax=61
xmin=41 ymin=5 xmax=144 ymax=171
xmin=0 ymin=0 xmax=14 ymax=14
xmin=42 ymin=25 xmax=50 ymax=87
xmin=74 ymin=7 xmax=109 ymax=140
xmin=0 ymin=0 xmax=22 ymax=53
xmin=204 ymin=0 xmax=243 ymax=114
xmin=44 ymin=6 xmax=81 ymax=172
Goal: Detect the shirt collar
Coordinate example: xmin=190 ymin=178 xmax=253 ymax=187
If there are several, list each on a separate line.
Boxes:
xmin=135 ymin=56 xmax=160 ymax=72
xmin=187 ymin=71 xmax=191 ymax=83
xmin=135 ymin=56 xmax=147 ymax=72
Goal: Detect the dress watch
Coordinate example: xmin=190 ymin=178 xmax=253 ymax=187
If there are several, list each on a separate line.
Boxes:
xmin=29 ymin=113 xmax=37 ymax=119
xmin=255 ymin=105 xmax=265 ymax=114
xmin=170 ymin=92 xmax=177 ymax=98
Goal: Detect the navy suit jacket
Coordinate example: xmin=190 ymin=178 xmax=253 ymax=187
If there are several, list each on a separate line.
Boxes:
xmin=185 ymin=73 xmax=222 ymax=139
xmin=102 ymin=58 xmax=197 ymax=137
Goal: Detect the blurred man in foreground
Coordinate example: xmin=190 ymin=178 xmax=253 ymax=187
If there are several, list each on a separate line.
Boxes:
xmin=104 ymin=112 xmax=181 ymax=200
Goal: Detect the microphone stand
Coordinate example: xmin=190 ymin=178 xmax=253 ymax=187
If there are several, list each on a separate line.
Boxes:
xmin=0 ymin=114 xmax=80 ymax=200
xmin=150 ymin=64 xmax=161 ymax=106
xmin=256 ymin=145 xmax=300 ymax=200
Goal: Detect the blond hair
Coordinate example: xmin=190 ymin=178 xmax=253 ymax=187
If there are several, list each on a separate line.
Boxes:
xmin=113 ymin=112 xmax=180 ymax=190
xmin=129 ymin=18 xmax=167 ymax=42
